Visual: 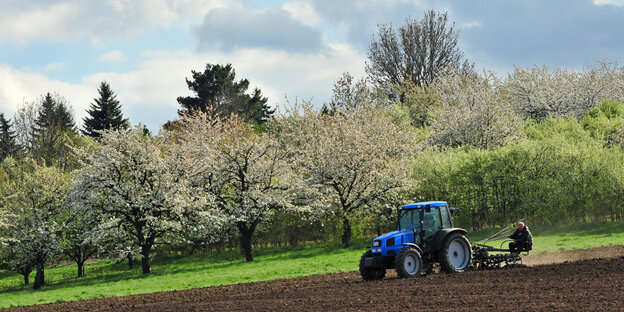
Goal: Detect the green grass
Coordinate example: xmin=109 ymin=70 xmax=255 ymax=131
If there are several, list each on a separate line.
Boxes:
xmin=2 ymin=220 xmax=624 ymax=308
xmin=0 ymin=239 xmax=371 ymax=308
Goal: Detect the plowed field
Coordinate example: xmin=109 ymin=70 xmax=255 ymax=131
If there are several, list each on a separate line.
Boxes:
xmin=7 ymin=246 xmax=624 ymax=312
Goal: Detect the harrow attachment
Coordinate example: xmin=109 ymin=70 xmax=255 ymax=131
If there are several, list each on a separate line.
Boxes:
xmin=471 ymin=219 xmax=526 ymax=270
xmin=472 ymin=243 xmax=522 ymax=270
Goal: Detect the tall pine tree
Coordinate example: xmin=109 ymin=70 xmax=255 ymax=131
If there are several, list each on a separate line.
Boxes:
xmin=82 ymin=82 xmax=129 ymax=137
xmin=0 ymin=113 xmax=18 ymax=160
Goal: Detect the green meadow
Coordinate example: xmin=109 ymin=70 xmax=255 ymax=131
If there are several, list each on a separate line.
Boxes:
xmin=1 ymin=220 xmax=623 ymax=308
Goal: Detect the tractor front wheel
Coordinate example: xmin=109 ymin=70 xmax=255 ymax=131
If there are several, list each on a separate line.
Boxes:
xmin=395 ymin=248 xmax=422 ymax=278
xmin=359 ymin=251 xmax=386 ymax=281
xmin=439 ymin=233 xmax=472 ymax=273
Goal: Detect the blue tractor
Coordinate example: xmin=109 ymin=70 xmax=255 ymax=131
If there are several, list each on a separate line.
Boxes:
xmin=359 ymin=201 xmax=472 ymax=280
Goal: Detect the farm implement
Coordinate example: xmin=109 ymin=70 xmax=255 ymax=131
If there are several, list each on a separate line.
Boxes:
xmin=359 ymin=201 xmax=528 ymax=281
xmin=471 ymin=221 xmax=528 ymax=270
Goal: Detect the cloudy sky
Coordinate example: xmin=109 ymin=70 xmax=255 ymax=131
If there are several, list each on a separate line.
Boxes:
xmin=1 ymin=0 xmax=624 ymax=131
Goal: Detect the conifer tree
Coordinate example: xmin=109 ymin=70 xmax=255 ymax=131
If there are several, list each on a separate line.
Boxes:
xmin=0 ymin=113 xmax=18 ymax=160
xmin=30 ymin=93 xmax=78 ymax=168
xmin=33 ymin=93 xmax=76 ymax=136
xmin=177 ymin=63 xmax=274 ymax=125
xmin=82 ymin=82 xmax=129 ymax=137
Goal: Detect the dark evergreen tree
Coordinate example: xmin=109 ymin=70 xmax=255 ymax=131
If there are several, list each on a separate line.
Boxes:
xmin=30 ymin=92 xmax=78 ymax=168
xmin=82 ymin=82 xmax=130 ymax=137
xmin=0 ymin=113 xmax=18 ymax=160
xmin=177 ymin=63 xmax=274 ymax=124
xmin=33 ymin=93 xmax=76 ymax=136
xmin=243 ymin=88 xmax=273 ymax=125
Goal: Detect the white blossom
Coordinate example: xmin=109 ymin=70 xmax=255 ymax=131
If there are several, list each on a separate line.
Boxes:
xmin=0 ymin=163 xmax=68 ymax=288
xmin=505 ymin=61 xmax=624 ymax=120
xmin=72 ymin=127 xmax=217 ymax=273
xmin=279 ymin=102 xmax=414 ymax=247
xmin=429 ymin=70 xmax=523 ymax=148
xmin=179 ymin=112 xmax=308 ymax=261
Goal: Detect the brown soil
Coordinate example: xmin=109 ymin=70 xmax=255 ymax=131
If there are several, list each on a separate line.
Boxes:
xmin=522 ymin=245 xmax=624 ymax=266
xmin=6 ymin=246 xmax=624 ymax=312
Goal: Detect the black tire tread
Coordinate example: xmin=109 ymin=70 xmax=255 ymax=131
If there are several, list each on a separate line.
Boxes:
xmin=438 ymin=233 xmax=472 ymax=273
xmin=395 ymin=248 xmax=422 ymax=278
xmin=359 ymin=250 xmax=386 ymax=281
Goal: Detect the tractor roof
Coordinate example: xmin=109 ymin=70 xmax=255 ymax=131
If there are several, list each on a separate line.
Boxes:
xmin=401 ymin=201 xmax=447 ymax=209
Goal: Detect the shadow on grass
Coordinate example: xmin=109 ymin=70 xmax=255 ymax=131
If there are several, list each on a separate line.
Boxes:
xmin=0 ymin=269 xmax=151 ymax=295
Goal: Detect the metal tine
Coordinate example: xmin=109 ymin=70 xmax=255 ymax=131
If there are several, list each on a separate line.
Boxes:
xmin=478 ymin=219 xmax=524 ymax=244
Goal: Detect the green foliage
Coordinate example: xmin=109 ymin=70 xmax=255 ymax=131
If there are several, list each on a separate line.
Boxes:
xmin=581 ymin=99 xmax=624 ymax=143
xmin=392 ymin=80 xmax=441 ymax=127
xmin=414 ymin=104 xmax=624 ymax=230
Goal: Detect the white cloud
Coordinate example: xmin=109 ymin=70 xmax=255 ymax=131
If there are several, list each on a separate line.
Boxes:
xmin=461 ymin=20 xmax=481 ymax=30
xmin=99 ymin=50 xmax=126 ymax=62
xmin=0 ymin=63 xmax=92 ymax=125
xmin=0 ymin=0 xmax=227 ymax=44
xmin=43 ymin=62 xmax=65 ymax=71
xmin=283 ymin=1 xmax=321 ymax=27
xmin=593 ymin=0 xmax=624 ymax=6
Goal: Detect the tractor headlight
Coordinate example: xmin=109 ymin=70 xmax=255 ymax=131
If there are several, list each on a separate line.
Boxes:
xmin=372 ymin=240 xmax=381 ymax=247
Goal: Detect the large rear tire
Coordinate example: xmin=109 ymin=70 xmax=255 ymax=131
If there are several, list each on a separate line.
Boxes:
xmin=359 ymin=251 xmax=386 ymax=281
xmin=395 ymin=248 xmax=422 ymax=278
xmin=438 ymin=233 xmax=472 ymax=273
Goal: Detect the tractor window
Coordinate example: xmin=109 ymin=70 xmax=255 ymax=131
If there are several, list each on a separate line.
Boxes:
xmin=399 ymin=209 xmax=421 ymax=230
xmin=440 ymin=206 xmax=452 ymax=228
xmin=422 ymin=208 xmax=442 ymax=240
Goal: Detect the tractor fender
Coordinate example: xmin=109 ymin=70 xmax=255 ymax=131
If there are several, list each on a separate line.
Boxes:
xmin=431 ymin=228 xmax=468 ymax=252
xmin=401 ymin=243 xmax=423 ymax=255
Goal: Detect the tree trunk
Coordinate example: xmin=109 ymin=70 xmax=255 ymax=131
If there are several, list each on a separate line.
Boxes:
xmin=77 ymin=261 xmax=85 ymax=277
xmin=141 ymin=245 xmax=151 ymax=274
xmin=21 ymin=270 xmax=30 ymax=285
xmin=33 ymin=264 xmax=45 ymax=290
xmin=238 ymin=222 xmax=258 ymax=262
xmin=127 ymin=253 xmax=134 ymax=269
xmin=342 ymin=216 xmax=352 ymax=248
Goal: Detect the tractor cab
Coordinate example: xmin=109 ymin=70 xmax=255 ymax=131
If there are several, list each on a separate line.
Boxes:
xmin=398 ymin=201 xmax=453 ymax=247
xmin=360 ymin=201 xmax=472 ymax=281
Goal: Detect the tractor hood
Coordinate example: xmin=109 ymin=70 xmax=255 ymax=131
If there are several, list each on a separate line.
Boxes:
xmin=370 ymin=229 xmax=417 ymax=257
xmin=374 ymin=229 xmax=413 ymax=241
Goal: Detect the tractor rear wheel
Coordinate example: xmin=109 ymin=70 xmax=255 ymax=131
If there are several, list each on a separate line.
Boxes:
xmin=438 ymin=233 xmax=472 ymax=273
xmin=359 ymin=251 xmax=386 ymax=281
xmin=395 ymin=248 xmax=422 ymax=278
